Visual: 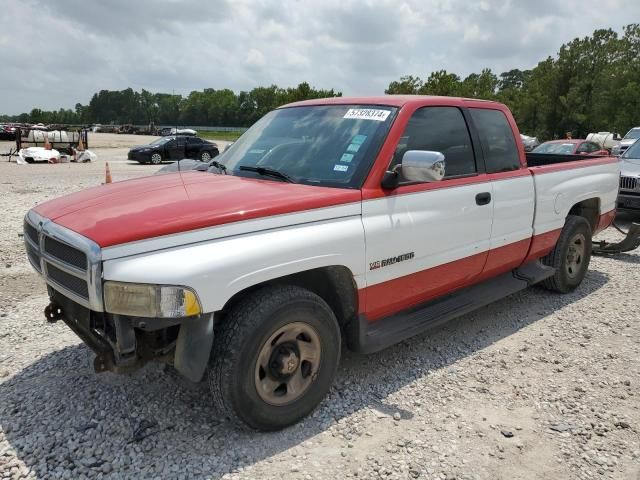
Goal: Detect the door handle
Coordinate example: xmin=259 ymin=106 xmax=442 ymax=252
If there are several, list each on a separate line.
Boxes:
xmin=475 ymin=192 xmax=491 ymax=206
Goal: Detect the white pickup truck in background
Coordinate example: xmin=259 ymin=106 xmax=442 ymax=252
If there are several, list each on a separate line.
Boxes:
xmin=24 ymin=95 xmax=619 ymax=430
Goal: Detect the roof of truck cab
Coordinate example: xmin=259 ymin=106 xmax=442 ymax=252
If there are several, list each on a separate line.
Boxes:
xmin=281 ymin=95 xmax=506 ymax=109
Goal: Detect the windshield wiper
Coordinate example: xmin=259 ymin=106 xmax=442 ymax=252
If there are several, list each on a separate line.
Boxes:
xmin=239 ymin=165 xmax=295 ymax=183
xmin=208 ymin=160 xmax=227 ymax=174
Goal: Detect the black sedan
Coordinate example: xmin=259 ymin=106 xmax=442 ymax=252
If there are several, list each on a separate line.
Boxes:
xmin=127 ymin=136 xmax=219 ymax=165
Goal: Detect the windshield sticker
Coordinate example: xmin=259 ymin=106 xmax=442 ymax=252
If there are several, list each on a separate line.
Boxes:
xmin=333 ymin=164 xmax=349 ymax=172
xmin=351 ymin=134 xmax=367 ymax=144
xmin=343 ymin=109 xmax=391 ymax=122
xmin=340 ymin=153 xmax=354 ymax=163
xmin=248 ymin=149 xmax=266 ymax=154
xmin=346 ymin=143 xmax=361 ymax=153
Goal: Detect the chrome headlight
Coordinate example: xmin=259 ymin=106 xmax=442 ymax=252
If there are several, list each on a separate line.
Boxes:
xmin=103 ymin=281 xmax=201 ymax=318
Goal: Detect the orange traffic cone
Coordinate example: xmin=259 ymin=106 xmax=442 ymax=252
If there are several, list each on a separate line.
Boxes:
xmin=77 ymin=136 xmax=85 ymax=152
xmin=105 ymin=162 xmax=112 ymax=184
xmin=44 ymin=133 xmax=52 ymax=150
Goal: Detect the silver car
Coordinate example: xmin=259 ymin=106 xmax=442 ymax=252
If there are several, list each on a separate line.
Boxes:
xmin=618 ymin=139 xmax=640 ymax=210
xmin=612 ymin=127 xmax=640 ymax=156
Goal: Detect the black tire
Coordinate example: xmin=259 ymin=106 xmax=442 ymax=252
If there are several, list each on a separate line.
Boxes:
xmin=208 ymin=285 xmax=341 ymax=431
xmin=541 ymin=215 xmax=592 ymax=293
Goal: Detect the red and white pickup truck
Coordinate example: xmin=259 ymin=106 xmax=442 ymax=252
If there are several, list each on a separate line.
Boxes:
xmin=24 ymin=96 xmax=619 ymax=430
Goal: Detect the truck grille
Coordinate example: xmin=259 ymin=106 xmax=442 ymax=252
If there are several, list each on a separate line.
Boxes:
xmin=24 ymin=221 xmax=39 ymax=245
xmin=620 ymin=176 xmax=638 ymax=191
xmin=25 ymin=242 xmax=41 ymax=272
xmin=46 ymin=262 xmax=90 ymax=299
xmin=23 ymin=212 xmax=103 ymax=311
xmin=44 ymin=236 xmax=87 ymax=270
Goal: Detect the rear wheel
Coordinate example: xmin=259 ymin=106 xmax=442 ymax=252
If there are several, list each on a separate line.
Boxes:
xmin=541 ymin=215 xmax=592 ymax=293
xmin=208 ymin=285 xmax=341 ymax=431
xmin=150 ymin=152 xmax=162 ymax=165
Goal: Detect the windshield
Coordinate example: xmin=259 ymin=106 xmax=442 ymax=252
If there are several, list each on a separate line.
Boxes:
xmin=150 ymin=137 xmax=173 ymax=145
xmin=212 ymin=105 xmax=397 ymax=188
xmin=622 ymin=139 xmax=640 ymax=159
xmin=532 ymin=142 xmax=576 ymax=154
xmin=623 ymin=129 xmax=640 ymax=140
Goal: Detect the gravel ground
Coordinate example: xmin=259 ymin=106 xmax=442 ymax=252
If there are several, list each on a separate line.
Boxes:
xmin=0 ymin=137 xmax=639 ymax=479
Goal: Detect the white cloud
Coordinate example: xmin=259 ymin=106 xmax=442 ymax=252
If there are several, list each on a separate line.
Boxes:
xmin=1 ymin=0 xmax=638 ymax=114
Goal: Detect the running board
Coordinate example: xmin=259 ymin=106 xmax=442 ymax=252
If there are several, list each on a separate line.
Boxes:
xmin=347 ymin=260 xmax=555 ymax=354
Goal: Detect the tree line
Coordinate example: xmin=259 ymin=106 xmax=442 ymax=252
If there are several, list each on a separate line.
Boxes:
xmin=2 ymin=24 xmax=638 ymax=139
xmin=0 ymin=82 xmax=342 ymax=127
xmin=386 ymin=24 xmax=639 ymax=139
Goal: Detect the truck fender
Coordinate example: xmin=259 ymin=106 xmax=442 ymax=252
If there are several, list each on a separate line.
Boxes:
xmin=174 ymin=313 xmax=214 ymax=382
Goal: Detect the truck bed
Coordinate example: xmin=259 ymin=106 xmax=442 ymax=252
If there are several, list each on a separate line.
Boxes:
xmin=526 ymin=152 xmax=608 ymax=167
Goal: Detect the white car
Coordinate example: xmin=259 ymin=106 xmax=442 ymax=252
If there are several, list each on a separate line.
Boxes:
xmin=612 ymin=127 xmax=640 ymax=155
xmin=618 ymin=139 xmax=640 ymax=210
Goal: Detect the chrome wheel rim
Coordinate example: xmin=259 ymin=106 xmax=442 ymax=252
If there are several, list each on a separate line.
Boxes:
xmin=151 ymin=153 xmax=162 ymax=164
xmin=566 ymin=233 xmax=586 ymax=279
xmin=254 ymin=322 xmax=321 ymax=406
xmin=201 ymin=151 xmax=211 ymax=162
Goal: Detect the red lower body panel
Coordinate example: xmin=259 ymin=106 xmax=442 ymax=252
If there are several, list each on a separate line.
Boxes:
xmin=362 ymin=252 xmax=487 ymax=321
xmin=595 ymin=209 xmax=615 ymax=234
xmin=523 ymin=229 xmax=562 ymax=263
xmin=361 ymin=230 xmax=560 ymax=322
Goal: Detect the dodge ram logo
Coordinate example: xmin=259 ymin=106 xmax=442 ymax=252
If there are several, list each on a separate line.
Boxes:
xmin=370 ymin=252 xmax=415 ymax=270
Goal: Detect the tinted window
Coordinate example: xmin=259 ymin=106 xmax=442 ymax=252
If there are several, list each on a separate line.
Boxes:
xmin=391 ymin=107 xmax=475 ymax=178
xmin=188 ymin=137 xmax=203 ymax=145
xmin=469 ymin=108 xmax=520 ymax=173
xmin=622 ymin=140 xmax=640 ymax=159
xmin=533 ymin=142 xmax=577 ymax=154
xmin=576 ymin=142 xmax=590 ymax=153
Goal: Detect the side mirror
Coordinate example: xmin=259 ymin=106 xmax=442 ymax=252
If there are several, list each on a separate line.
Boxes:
xmin=403 ymin=150 xmax=446 ymax=182
xmin=382 ymin=150 xmax=446 ymax=189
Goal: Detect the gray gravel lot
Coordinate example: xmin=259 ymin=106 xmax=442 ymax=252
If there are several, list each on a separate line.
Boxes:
xmin=0 ymin=136 xmax=639 ymax=479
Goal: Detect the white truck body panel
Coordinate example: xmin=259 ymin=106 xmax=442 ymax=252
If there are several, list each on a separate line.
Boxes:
xmin=103 ymin=215 xmax=366 ymax=313
xmin=530 ymin=162 xmax=619 ymax=235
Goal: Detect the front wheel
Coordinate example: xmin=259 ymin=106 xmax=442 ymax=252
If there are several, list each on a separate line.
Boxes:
xmin=541 ymin=215 xmax=592 ymax=293
xmin=200 ymin=150 xmax=212 ymax=162
xmin=208 ymin=285 xmax=341 ymax=430
xmin=150 ymin=152 xmax=163 ymax=165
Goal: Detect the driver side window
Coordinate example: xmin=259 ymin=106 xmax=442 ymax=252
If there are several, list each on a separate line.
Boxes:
xmin=391 ymin=107 xmax=476 ymax=180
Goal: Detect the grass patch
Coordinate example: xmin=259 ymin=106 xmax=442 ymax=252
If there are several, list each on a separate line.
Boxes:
xmin=197 ymin=130 xmax=244 ymax=142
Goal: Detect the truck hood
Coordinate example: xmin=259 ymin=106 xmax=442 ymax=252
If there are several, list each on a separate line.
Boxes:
xmin=621 ymin=158 xmax=640 ymax=176
xmin=33 ymin=171 xmax=362 ymax=247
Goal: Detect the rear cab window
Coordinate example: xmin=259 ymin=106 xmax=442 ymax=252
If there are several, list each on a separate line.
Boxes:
xmin=469 ymin=108 xmax=520 ymax=173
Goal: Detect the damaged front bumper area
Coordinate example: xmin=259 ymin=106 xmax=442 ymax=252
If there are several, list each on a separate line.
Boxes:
xmin=25 ymin=210 xmax=214 ymax=382
xmin=45 ymin=289 xmax=214 ymax=381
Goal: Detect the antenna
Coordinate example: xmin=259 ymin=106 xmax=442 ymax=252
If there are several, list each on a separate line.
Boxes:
xmin=174 ymin=88 xmax=181 ymax=174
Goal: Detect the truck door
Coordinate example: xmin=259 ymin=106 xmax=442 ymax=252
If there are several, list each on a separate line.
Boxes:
xmin=467 ymin=107 xmax=534 ymax=278
xmin=362 ymin=106 xmax=494 ymax=321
